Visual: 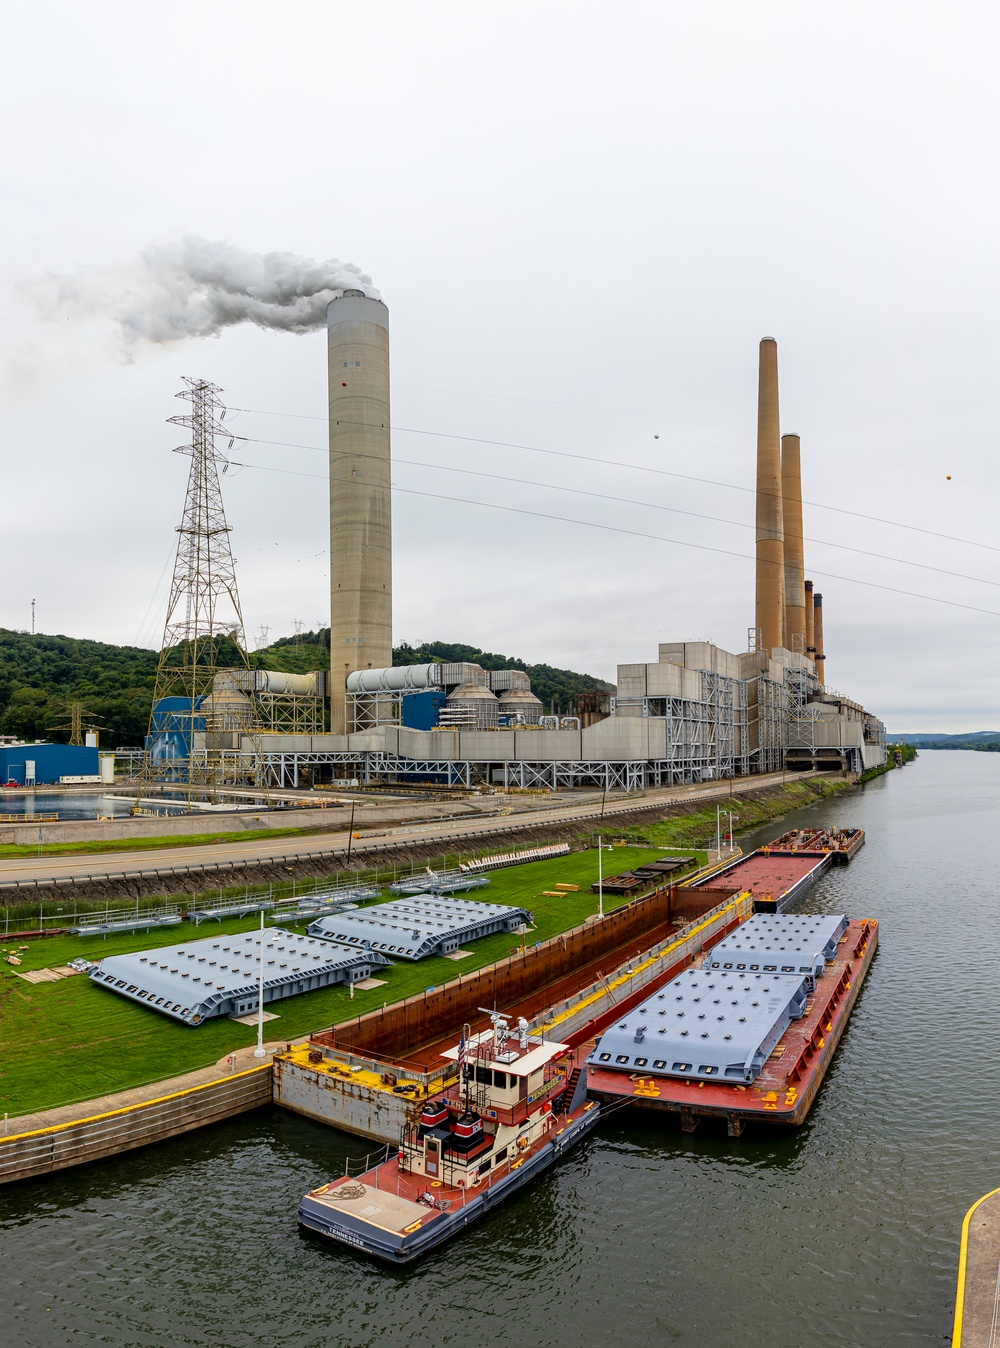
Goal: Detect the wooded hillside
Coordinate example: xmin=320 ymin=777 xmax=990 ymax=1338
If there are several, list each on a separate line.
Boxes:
xmin=0 ymin=628 xmax=613 ymax=746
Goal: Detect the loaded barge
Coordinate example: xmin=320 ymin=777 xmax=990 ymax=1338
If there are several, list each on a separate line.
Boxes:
xmin=298 ymin=1013 xmax=599 ymax=1263
xmin=586 ymin=912 xmax=877 ymax=1135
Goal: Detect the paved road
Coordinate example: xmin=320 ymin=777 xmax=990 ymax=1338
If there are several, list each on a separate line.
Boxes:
xmin=0 ymin=771 xmax=814 ymax=889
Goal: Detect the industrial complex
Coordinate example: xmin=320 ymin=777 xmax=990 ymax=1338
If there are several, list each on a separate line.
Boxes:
xmin=127 ymin=297 xmax=885 ymax=799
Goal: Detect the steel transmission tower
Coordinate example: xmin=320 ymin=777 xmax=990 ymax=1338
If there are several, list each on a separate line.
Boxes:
xmin=138 ymin=377 xmax=260 ymax=803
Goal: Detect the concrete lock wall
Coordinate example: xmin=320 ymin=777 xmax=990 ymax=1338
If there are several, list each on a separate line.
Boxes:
xmin=0 ymin=1065 xmax=272 ymax=1186
xmin=318 ymin=883 xmax=719 ymax=1061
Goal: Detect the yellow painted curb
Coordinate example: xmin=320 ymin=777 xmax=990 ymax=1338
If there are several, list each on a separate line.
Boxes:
xmin=952 ymin=1184 xmax=1000 ymax=1346
xmin=1 ymin=1063 xmax=272 ymax=1146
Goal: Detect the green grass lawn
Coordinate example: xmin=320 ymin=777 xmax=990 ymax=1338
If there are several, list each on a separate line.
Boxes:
xmin=1 ymin=845 xmax=699 ymax=1120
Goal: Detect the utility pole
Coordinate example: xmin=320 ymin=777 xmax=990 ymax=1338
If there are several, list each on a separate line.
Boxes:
xmin=346 ymin=799 xmax=356 ymax=862
xmin=253 ymin=911 xmax=267 ymax=1058
xmin=597 ymin=834 xmax=604 ymax=920
xmin=30 ymin=599 xmax=35 ymax=636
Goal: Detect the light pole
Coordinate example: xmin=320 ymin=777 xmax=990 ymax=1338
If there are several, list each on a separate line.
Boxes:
xmin=597 ymin=834 xmax=604 ymax=920
xmin=346 ymin=799 xmax=356 ymax=864
xmin=253 ymin=911 xmax=267 ymax=1058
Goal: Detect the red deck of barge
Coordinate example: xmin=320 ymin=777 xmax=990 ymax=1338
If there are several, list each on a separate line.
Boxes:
xmin=692 ymin=851 xmax=830 ymax=911
xmin=586 ymin=917 xmax=877 ymax=1135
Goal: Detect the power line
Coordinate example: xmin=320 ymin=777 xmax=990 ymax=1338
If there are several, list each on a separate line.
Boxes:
xmin=229 ymin=401 xmax=995 ymax=495
xmin=226 ymin=434 xmax=1000 ymax=586
xmin=229 ymin=421 xmax=1000 ymax=556
xmin=225 ymin=457 xmax=1000 ymax=620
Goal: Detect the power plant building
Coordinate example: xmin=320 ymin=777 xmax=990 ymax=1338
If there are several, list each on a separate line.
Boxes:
xmin=174 ymin=320 xmax=886 ymax=793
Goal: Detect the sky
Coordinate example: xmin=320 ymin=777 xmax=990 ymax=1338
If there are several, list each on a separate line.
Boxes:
xmin=2 ymin=1 xmax=999 ymax=731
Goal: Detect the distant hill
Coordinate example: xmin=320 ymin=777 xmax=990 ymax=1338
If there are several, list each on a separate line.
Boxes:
xmin=392 ymin=640 xmax=613 ymax=711
xmin=0 ymin=628 xmax=611 ymax=747
xmin=888 ymin=731 xmax=1000 ymax=750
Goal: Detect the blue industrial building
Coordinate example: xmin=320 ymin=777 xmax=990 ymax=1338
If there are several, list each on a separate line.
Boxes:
xmin=401 ymin=689 xmax=446 ymax=731
xmin=0 ymin=743 xmax=99 ymax=785
xmin=145 ymin=696 xmax=206 ymax=764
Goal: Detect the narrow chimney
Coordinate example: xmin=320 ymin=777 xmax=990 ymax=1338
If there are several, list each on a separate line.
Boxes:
xmin=804 ymin=579 xmax=816 ymax=665
xmin=813 ymin=591 xmax=826 ymax=687
xmin=755 ymin=338 xmax=784 ymax=651
xmin=781 ymin=433 xmax=806 ymax=654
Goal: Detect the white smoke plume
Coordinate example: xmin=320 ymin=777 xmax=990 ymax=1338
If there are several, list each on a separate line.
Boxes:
xmin=23 ymin=236 xmax=380 ymax=350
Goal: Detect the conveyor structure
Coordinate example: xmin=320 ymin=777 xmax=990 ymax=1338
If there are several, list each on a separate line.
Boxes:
xmin=90 ymin=928 xmax=389 ymax=1025
xmin=586 ymin=966 xmax=809 ymax=1085
xmin=702 ymin=913 xmax=849 ymax=989
xmin=307 ymin=895 xmax=531 ymax=960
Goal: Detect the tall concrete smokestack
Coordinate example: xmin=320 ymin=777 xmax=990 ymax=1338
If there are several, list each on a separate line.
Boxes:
xmin=327 ymin=291 xmax=392 ymax=734
xmin=804 ymin=578 xmax=816 ymax=665
xmin=781 ymin=433 xmax=806 ymax=654
xmin=813 ymin=590 xmax=826 ymax=687
xmin=755 ymin=338 xmax=784 ymax=651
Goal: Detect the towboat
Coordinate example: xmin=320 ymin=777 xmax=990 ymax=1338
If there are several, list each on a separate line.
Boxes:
xmin=297 ymin=1012 xmax=600 ymax=1263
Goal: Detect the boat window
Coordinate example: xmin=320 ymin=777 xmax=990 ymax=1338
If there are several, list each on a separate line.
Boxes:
xmin=493 ymin=1072 xmax=507 ymax=1089
xmin=475 ymin=1066 xmax=492 ymax=1085
xmin=700 ymin=1065 xmax=718 ymax=1075
xmin=653 ymin=1060 xmax=666 ymax=1069
xmin=634 ymin=1057 xmax=648 ymax=1067
xmin=782 ymin=965 xmax=795 ymax=973
xmin=598 ymin=1053 xmax=611 ymax=1061
xmin=615 ymin=1055 xmax=629 ymax=1064
xmin=494 ymin=1147 xmax=508 ymax=1164
xmin=672 ymin=1062 xmax=691 ymax=1072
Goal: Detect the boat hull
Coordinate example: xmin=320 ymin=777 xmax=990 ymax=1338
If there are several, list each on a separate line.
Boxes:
xmin=297 ymin=1103 xmax=601 ymax=1264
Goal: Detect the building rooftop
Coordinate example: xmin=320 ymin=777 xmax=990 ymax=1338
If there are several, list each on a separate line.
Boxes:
xmin=586 ymin=966 xmax=809 ymax=1085
xmin=703 ymin=913 xmax=849 ymax=983
xmin=307 ymin=895 xmax=531 ymax=960
xmin=90 ymin=927 xmax=389 ymax=1026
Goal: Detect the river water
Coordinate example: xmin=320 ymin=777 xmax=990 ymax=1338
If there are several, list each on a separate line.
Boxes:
xmin=1 ymin=751 xmax=993 ymax=1347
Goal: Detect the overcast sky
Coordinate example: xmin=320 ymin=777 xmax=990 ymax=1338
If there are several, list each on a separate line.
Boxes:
xmin=2 ymin=2 xmax=998 ymax=731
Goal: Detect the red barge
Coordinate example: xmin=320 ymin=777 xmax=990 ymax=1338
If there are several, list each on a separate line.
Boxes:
xmin=585 ymin=914 xmax=877 ymax=1135
xmin=687 ymin=828 xmax=864 ymax=913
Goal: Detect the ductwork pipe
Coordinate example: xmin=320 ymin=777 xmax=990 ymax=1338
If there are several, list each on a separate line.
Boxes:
xmin=346 ymin=663 xmax=442 ymax=693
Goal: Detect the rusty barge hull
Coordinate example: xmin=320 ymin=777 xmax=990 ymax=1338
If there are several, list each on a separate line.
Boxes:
xmin=586 ymin=917 xmax=877 ymax=1136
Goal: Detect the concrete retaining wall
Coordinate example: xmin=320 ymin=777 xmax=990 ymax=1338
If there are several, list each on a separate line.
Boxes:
xmin=0 ymin=1065 xmax=272 ymax=1186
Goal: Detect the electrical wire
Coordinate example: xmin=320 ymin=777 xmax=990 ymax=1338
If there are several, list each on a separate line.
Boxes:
xmin=224 ymin=457 xmax=1000 ymax=619
xmin=228 ymin=420 xmax=1000 ymax=556
xmin=229 ymin=400 xmax=997 ymax=494
xmin=225 ymin=434 xmax=1000 ymax=587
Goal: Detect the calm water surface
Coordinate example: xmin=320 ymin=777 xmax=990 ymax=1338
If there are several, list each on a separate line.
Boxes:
xmin=0 ymin=792 xmax=188 ymax=820
xmin=2 ymin=751 xmax=996 ymax=1347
